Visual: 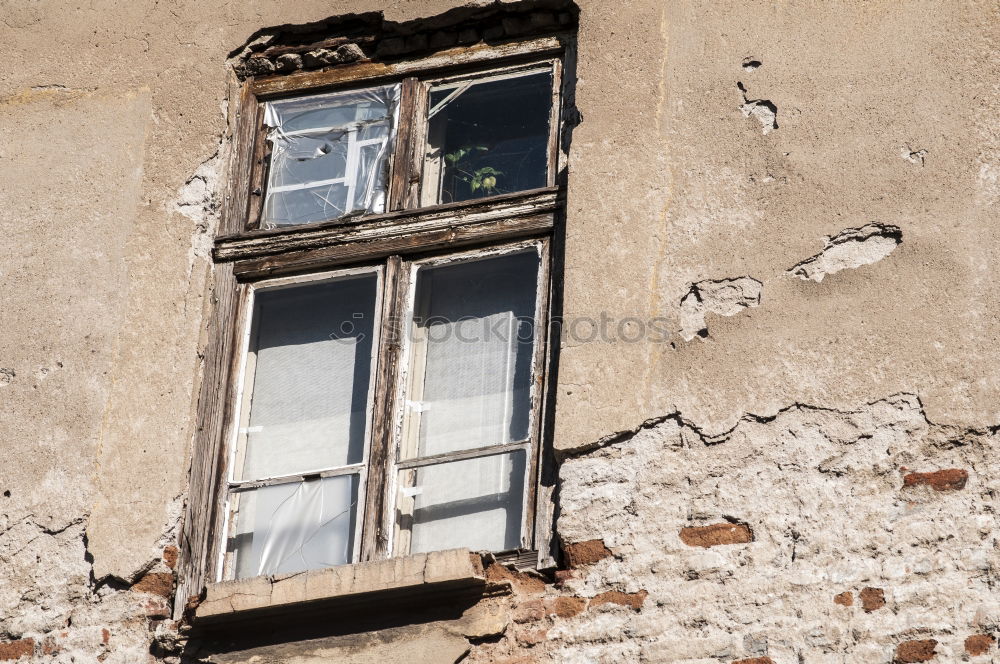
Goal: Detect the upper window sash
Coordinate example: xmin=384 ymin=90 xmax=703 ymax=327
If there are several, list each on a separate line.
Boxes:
xmin=238 ymin=54 xmax=562 ymax=233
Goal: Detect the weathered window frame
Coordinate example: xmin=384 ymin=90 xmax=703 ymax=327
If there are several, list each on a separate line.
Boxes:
xmin=178 ymin=33 xmax=570 ymax=613
xmin=241 ymin=38 xmax=563 ymax=231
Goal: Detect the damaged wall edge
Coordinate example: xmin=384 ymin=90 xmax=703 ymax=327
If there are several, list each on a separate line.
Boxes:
xmin=555 ymin=390 xmax=986 ymax=462
xmin=226 ymin=1 xmax=580 ymax=79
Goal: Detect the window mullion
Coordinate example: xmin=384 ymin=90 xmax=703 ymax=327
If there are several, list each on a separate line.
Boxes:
xmin=359 ymin=255 xmax=409 ymax=561
xmin=387 ymin=77 xmax=421 ymax=212
xmin=403 ymin=80 xmax=429 ymax=209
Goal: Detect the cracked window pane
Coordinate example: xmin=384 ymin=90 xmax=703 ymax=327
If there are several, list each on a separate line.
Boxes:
xmin=238 ymin=273 xmax=378 ymax=482
xmin=424 ymin=68 xmax=553 ymax=205
xmin=398 ymin=451 xmax=526 ymax=555
xmin=232 ymin=475 xmax=358 ymax=579
xmin=403 ymin=250 xmax=540 ymax=459
xmin=262 ymin=84 xmax=399 ymax=227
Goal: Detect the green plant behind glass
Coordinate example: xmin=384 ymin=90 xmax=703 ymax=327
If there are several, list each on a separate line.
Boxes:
xmin=443 ymin=145 xmax=504 ymax=196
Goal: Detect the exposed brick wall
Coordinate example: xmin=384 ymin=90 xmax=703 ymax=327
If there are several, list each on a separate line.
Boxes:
xmin=466 ymin=394 xmax=999 ymax=663
xmin=0 ymin=515 xmax=183 ymax=664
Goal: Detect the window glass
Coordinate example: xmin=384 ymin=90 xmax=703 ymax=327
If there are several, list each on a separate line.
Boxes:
xmin=403 ymin=250 xmax=539 ymax=458
xmin=398 ymin=451 xmax=526 ymax=554
xmin=237 ymin=273 xmax=378 ymax=482
xmin=232 ymin=475 xmax=358 ymax=579
xmin=262 ymin=85 xmax=399 ymax=227
xmin=424 ymin=69 xmax=553 ymax=204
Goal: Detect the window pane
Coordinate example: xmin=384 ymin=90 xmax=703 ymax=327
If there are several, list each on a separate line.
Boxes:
xmin=262 ymin=85 xmax=399 ymax=227
xmin=232 ymin=475 xmax=358 ymax=579
xmin=404 ymin=251 xmax=539 ymax=458
xmin=425 ymin=69 xmax=553 ymax=205
xmin=239 ymin=273 xmax=377 ymax=481
xmin=263 ymin=183 xmax=349 ymax=226
xmin=398 ymin=451 xmax=525 ymax=554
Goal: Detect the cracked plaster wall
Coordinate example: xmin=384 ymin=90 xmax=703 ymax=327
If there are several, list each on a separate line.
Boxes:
xmin=2 ymin=0 xmax=1000 ymax=663
xmin=458 ymin=395 xmax=1000 ymax=663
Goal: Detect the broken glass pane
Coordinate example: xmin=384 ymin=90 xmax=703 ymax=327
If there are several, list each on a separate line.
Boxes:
xmin=425 ymin=68 xmax=553 ymax=205
xmin=262 ymin=84 xmax=399 ymax=227
xmin=232 ymin=475 xmax=358 ymax=579
xmin=239 ymin=273 xmax=378 ymax=482
xmin=404 ymin=250 xmax=539 ymax=458
xmin=400 ymin=451 xmax=525 ymax=554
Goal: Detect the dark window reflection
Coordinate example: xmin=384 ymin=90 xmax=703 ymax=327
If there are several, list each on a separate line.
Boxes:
xmin=426 ymin=70 xmax=553 ymax=204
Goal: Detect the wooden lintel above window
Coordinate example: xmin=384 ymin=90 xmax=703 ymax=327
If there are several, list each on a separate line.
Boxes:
xmin=250 ymin=35 xmax=566 ymax=98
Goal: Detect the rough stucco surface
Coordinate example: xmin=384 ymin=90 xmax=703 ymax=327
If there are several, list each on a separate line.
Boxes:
xmin=2 ymin=0 xmax=1000 ymax=662
xmin=556 ymin=0 xmax=1000 ymax=449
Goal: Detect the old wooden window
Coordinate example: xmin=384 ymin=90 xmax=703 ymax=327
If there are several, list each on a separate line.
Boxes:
xmin=184 ymin=34 xmax=569 ymax=594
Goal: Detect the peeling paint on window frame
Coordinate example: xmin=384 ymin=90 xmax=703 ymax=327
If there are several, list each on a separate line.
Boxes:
xmin=178 ymin=31 xmax=573 ymax=615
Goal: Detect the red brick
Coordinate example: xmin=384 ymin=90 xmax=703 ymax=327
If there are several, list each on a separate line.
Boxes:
xmin=515 ymin=628 xmax=548 ymax=647
xmin=0 ymin=638 xmax=34 ymax=661
xmin=833 ymin=591 xmax=853 ymax=607
xmin=965 ymin=634 xmax=995 ymax=656
xmin=679 ymin=523 xmax=753 ymax=548
xmin=902 ymin=469 xmax=968 ymax=491
xmin=513 ymin=598 xmax=545 ymax=623
xmin=562 ymin=539 xmax=613 ymax=567
xmin=142 ymin=597 xmax=171 ymax=619
xmin=547 ymin=596 xmax=587 ymax=618
xmin=162 ymin=545 xmax=178 ymax=570
xmin=485 ymin=564 xmax=546 ymax=595
xmin=553 ymin=569 xmax=575 ymax=586
xmin=131 ymin=572 xmax=173 ymax=598
xmin=894 ymin=639 xmax=937 ymax=663
xmin=860 ymin=587 xmax=885 ymax=612
xmin=589 ymin=589 xmax=647 ymax=610
xmin=101 ymin=629 xmax=110 ymax=645
xmin=40 ymin=637 xmax=59 ymax=656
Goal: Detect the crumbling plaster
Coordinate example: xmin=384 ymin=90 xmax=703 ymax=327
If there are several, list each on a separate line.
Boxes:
xmin=556 ymin=0 xmax=1000 ymax=450
xmin=2 ymin=0 xmax=1000 ymax=662
xmin=463 ymin=394 xmax=1000 ymax=663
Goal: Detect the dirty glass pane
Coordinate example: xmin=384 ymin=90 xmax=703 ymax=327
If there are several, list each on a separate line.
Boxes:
xmin=425 ymin=69 xmax=553 ymax=205
xmin=262 ymin=84 xmax=399 ymax=227
xmin=239 ymin=273 xmax=378 ymax=481
xmin=232 ymin=475 xmax=358 ymax=579
xmin=399 ymin=451 xmax=525 ymax=554
xmin=405 ymin=251 xmax=539 ymax=458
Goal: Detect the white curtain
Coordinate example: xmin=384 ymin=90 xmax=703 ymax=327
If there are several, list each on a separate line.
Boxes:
xmin=241 ymin=274 xmax=377 ymax=481
xmin=408 ymin=452 xmax=525 ymax=554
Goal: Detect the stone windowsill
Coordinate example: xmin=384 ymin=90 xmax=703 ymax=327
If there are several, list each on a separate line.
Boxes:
xmin=193 ymin=548 xmax=486 ymax=627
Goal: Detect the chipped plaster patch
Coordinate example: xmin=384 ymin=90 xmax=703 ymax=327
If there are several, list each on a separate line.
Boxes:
xmin=172 ymin=147 xmax=223 ymax=274
xmin=901 ymin=147 xmax=928 ymax=165
xmin=679 ymin=277 xmax=762 ymax=341
xmin=789 ymin=223 xmax=902 ymax=282
xmin=737 ymin=82 xmax=777 ymax=134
